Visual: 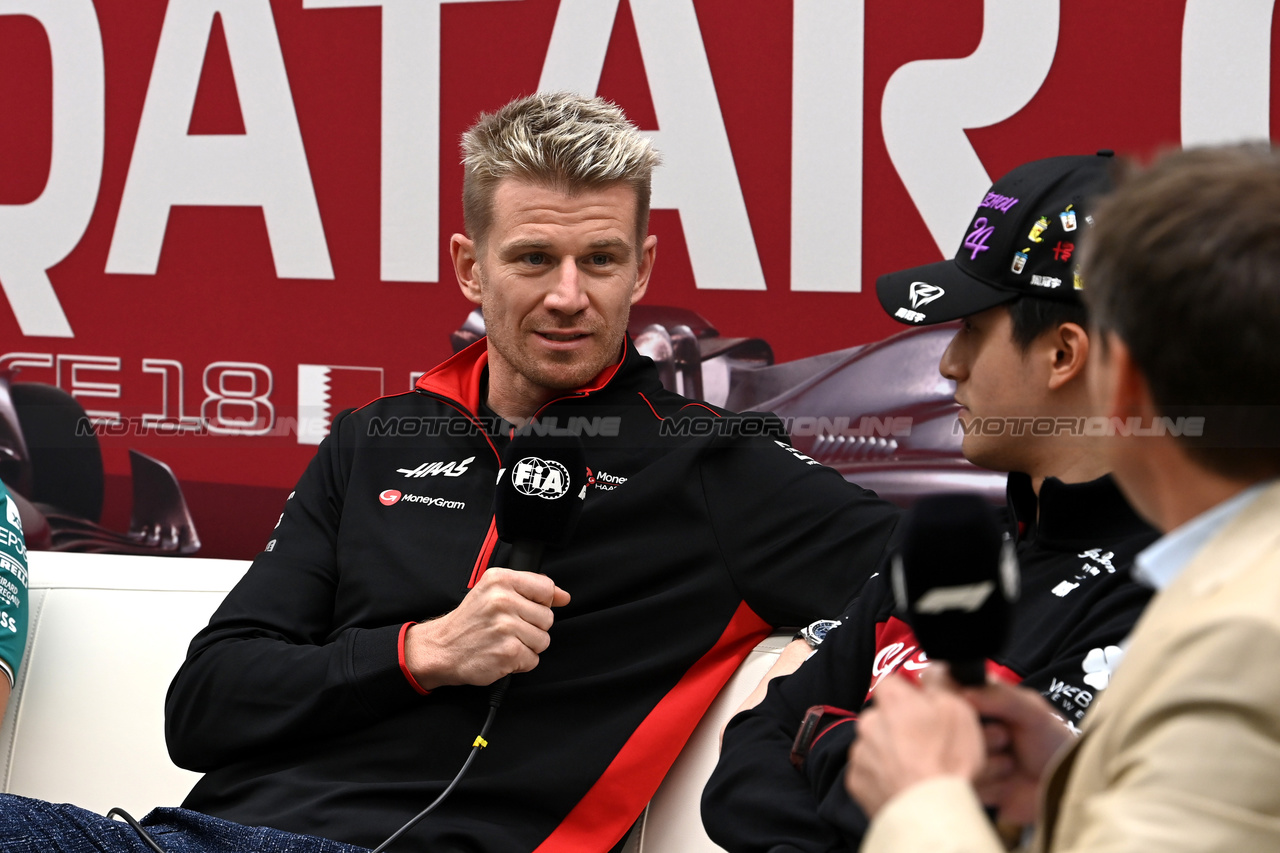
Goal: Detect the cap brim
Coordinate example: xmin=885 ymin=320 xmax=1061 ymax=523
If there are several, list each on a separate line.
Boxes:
xmin=876 ymin=259 xmax=1020 ymax=326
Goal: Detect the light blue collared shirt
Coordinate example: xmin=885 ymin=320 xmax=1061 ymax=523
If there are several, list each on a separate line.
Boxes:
xmin=1134 ymin=480 xmax=1276 ymax=592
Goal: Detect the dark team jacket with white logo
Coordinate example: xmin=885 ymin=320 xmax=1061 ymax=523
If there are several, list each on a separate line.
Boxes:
xmin=165 ymin=338 xmax=901 ymax=853
xmin=702 ymin=473 xmax=1158 ymax=853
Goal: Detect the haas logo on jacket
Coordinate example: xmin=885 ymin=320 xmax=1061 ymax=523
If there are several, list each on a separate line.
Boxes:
xmin=397 ymin=457 xmax=475 ymax=478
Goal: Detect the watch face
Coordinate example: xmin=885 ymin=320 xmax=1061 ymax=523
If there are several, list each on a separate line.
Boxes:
xmin=805 ymin=619 xmax=842 ymax=646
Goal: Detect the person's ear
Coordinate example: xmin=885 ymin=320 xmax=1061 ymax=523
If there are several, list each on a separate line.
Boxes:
xmin=630 ymin=234 xmax=658 ymax=305
xmin=1046 ymin=322 xmax=1090 ymax=391
xmin=1095 ymin=332 xmax=1154 ymax=420
xmin=451 ymin=233 xmax=482 ymax=305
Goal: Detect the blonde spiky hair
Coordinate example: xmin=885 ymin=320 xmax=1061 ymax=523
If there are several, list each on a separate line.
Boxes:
xmin=461 ymin=92 xmax=661 ymax=246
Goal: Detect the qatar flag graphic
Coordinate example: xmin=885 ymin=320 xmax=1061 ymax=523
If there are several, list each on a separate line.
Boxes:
xmin=297 ymin=365 xmax=385 ymax=445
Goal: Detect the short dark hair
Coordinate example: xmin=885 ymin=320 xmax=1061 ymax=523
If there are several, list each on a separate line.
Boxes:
xmin=1081 ymin=144 xmax=1280 ymax=479
xmin=1006 ymin=297 xmax=1089 ymax=351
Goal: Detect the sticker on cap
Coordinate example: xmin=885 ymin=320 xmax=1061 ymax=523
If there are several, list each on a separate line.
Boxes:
xmin=1028 ymin=216 xmax=1051 ymax=244
xmin=1060 ymin=205 xmax=1078 ymax=232
xmin=1011 ymin=248 xmax=1030 ymax=274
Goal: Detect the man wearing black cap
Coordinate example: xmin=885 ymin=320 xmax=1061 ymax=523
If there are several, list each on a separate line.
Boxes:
xmin=845 ymin=144 xmax=1280 ymax=853
xmin=874 ymin=152 xmax=1112 ymax=483
xmin=700 ymin=152 xmax=1158 ymax=852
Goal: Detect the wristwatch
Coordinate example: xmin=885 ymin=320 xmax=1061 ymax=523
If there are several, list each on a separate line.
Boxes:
xmin=791 ymin=703 xmax=855 ymax=767
xmin=794 ymin=618 xmax=841 ymax=649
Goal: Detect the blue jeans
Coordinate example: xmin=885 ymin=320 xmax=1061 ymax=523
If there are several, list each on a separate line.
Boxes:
xmin=0 ymin=796 xmax=368 ymax=853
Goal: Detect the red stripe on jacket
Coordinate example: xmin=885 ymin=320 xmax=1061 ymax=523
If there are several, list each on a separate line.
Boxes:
xmin=531 ymin=601 xmax=772 ymax=853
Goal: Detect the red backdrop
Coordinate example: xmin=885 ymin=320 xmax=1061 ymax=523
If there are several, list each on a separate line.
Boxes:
xmin=2 ymin=1 xmax=1277 ymax=556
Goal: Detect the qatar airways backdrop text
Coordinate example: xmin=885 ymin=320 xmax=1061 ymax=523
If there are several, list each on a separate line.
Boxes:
xmin=1 ymin=0 xmax=1277 ymax=555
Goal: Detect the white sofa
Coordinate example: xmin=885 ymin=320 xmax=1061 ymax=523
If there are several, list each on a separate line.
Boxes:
xmin=0 ymin=551 xmax=787 ymax=852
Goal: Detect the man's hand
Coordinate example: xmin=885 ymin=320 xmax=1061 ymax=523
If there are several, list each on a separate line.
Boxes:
xmin=845 ymin=669 xmax=984 ymax=817
xmin=403 ymin=568 xmax=570 ymax=691
xmin=968 ymin=681 xmax=1075 ymax=825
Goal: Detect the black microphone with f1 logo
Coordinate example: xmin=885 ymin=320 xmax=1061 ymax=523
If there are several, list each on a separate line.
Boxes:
xmin=890 ymin=492 xmax=1019 ymax=687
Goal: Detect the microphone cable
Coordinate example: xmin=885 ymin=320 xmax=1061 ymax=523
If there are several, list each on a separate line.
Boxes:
xmin=372 ymin=428 xmax=583 ymax=849
xmin=107 ymin=807 xmax=168 ymax=853
xmin=108 ymin=679 xmax=510 ymax=853
xmin=370 ymin=679 xmax=506 ymax=853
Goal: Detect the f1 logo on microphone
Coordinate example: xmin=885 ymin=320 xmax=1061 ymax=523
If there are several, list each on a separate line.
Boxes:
xmin=379 ymin=489 xmax=403 ymax=506
xmin=913 ymin=580 xmax=994 ymax=614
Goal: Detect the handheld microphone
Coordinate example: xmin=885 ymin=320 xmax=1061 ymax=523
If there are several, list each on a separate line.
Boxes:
xmin=890 ymin=493 xmax=1018 ymax=686
xmin=368 ymin=436 xmax=590 ymax=851
xmin=488 ymin=431 xmax=588 ymax=706
xmin=494 ymin=430 xmax=589 ymax=571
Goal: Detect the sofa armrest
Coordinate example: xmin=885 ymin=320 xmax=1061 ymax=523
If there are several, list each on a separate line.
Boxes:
xmin=0 ymin=551 xmax=248 ymax=816
xmin=624 ymin=631 xmax=791 ymax=853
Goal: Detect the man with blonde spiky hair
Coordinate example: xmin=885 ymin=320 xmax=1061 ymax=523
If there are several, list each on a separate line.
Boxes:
xmin=448 ymin=92 xmax=662 ymax=420
xmin=165 ymin=89 xmax=897 ymax=850
xmin=0 ymin=92 xmax=901 ymax=853
xmin=459 ymin=92 xmax=661 ymax=250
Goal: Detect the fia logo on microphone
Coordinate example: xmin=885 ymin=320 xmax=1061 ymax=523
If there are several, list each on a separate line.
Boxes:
xmin=511 ymin=456 xmax=570 ymax=500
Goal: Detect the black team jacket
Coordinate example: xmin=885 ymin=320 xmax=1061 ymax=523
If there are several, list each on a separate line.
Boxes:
xmin=165 ymin=338 xmax=901 ymax=853
xmin=702 ymin=473 xmax=1158 ymax=852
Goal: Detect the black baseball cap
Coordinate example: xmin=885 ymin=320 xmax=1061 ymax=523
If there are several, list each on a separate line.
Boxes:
xmin=877 ymin=152 xmax=1118 ymax=326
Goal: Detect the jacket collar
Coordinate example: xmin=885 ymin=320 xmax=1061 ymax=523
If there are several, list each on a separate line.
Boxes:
xmin=1007 ymin=471 xmax=1156 ymax=548
xmin=414 ymin=336 xmax=655 ymax=416
xmin=414 ymin=337 xmax=491 ymax=413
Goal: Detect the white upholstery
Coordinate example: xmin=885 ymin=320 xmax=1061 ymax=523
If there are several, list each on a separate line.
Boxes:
xmin=626 ymin=631 xmax=791 ymax=853
xmin=0 ymin=552 xmax=249 ymax=816
xmin=1 ymin=551 xmax=786 ymax=851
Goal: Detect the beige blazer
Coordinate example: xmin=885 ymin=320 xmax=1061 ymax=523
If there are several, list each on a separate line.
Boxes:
xmin=864 ymin=481 xmax=1280 ymax=853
